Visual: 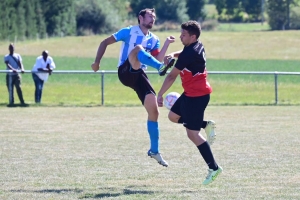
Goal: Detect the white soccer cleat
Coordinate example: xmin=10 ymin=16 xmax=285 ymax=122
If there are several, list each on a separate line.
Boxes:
xmin=204 ymin=120 xmax=216 ymax=145
xmin=202 ymin=166 xmax=223 ymax=185
xmin=147 ymin=150 xmax=169 ymax=167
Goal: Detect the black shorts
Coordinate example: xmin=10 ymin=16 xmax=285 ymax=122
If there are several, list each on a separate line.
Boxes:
xmin=118 ymin=59 xmax=156 ymax=104
xmin=171 ymin=93 xmax=210 ymax=131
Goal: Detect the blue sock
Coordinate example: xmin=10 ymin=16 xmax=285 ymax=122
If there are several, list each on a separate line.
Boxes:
xmin=147 ymin=120 xmax=160 ymax=153
xmin=137 ymin=50 xmax=162 ymax=70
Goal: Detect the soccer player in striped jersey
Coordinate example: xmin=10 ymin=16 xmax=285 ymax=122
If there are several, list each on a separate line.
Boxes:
xmin=91 ymin=8 xmax=175 ymax=167
xmin=157 ymin=21 xmax=222 ymax=184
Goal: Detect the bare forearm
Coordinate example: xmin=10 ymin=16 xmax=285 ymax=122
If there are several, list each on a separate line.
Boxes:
xmin=94 ymin=41 xmax=108 ymax=64
xmin=156 ymin=42 xmax=171 ymax=62
xmin=158 ymin=74 xmax=177 ymax=96
xmin=168 ymin=50 xmax=182 ymax=58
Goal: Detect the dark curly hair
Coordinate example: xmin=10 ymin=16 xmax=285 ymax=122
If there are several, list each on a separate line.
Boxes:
xmin=181 ymin=20 xmax=201 ymax=39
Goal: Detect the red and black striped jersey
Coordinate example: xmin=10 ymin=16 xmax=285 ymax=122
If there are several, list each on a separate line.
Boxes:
xmin=174 ymin=41 xmax=212 ymax=97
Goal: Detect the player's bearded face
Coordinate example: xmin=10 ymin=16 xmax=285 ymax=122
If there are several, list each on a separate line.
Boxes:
xmin=142 ymin=12 xmax=156 ymax=29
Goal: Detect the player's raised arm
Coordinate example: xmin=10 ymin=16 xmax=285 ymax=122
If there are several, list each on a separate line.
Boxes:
xmin=155 ymin=36 xmax=175 ymax=62
xmin=91 ymin=35 xmax=117 ymax=72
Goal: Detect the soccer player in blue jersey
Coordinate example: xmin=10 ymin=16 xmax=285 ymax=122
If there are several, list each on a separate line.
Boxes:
xmin=91 ymin=8 xmax=175 ymax=167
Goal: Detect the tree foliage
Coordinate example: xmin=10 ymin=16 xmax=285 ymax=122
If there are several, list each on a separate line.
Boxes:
xmin=186 ymin=0 xmax=206 ymax=21
xmin=214 ymin=0 xmax=262 ymax=22
xmin=75 ymin=0 xmax=125 ymax=35
xmin=0 ymin=0 xmax=299 ymax=40
xmin=267 ymin=0 xmax=300 ymax=30
xmin=267 ymin=0 xmax=288 ymax=30
xmin=40 ymin=0 xmax=76 ymax=36
xmin=129 ymin=0 xmax=189 ymax=23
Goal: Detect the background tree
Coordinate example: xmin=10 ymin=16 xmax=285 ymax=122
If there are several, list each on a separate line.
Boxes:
xmin=129 ymin=0 xmax=188 ymax=23
xmin=35 ymin=0 xmax=47 ymax=39
xmin=289 ymin=2 xmax=300 ymax=29
xmin=75 ymin=0 xmax=123 ymax=35
xmin=25 ymin=0 xmax=38 ymax=39
xmin=16 ymin=0 xmax=27 ymax=40
xmin=41 ymin=0 xmax=76 ymax=36
xmin=186 ymin=0 xmax=206 ymax=21
xmin=214 ymin=0 xmax=262 ymax=22
xmin=214 ymin=0 xmax=226 ymax=15
xmin=76 ymin=0 xmax=107 ymax=35
xmin=0 ymin=0 xmax=18 ymax=41
xmin=110 ymin=0 xmax=131 ymax=21
xmin=267 ymin=0 xmax=288 ymax=30
xmin=242 ymin=0 xmax=262 ymax=21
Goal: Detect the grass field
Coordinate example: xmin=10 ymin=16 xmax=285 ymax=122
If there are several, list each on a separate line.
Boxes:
xmin=217 ymin=22 xmax=270 ymax=32
xmin=1 ymin=57 xmax=299 ymax=106
xmin=0 ymin=31 xmax=299 ymax=106
xmin=0 ymin=28 xmax=300 ymax=199
xmin=0 ymin=106 xmax=299 ymax=199
xmin=0 ymin=31 xmax=300 ymax=60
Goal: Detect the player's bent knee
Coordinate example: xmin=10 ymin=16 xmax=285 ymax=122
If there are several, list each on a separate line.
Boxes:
xmin=168 ymin=112 xmax=180 ymax=123
xmin=130 ymin=45 xmax=143 ymax=56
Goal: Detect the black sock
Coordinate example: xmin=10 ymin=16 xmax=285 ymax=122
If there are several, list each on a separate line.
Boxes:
xmin=197 ymin=142 xmax=218 ymax=170
xmin=201 ymin=121 xmax=207 ymax=129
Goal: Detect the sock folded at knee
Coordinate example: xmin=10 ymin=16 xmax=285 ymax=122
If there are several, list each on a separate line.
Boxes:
xmin=147 ymin=120 xmax=160 ymax=153
xmin=137 ymin=50 xmax=162 ymax=70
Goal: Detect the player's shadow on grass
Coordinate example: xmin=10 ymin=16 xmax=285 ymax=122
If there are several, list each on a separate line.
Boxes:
xmin=10 ymin=188 xmax=83 ymax=194
xmin=10 ymin=188 xmax=155 ymax=198
xmin=3 ymin=103 xmax=30 ymax=107
xmin=80 ymin=188 xmax=155 ymax=199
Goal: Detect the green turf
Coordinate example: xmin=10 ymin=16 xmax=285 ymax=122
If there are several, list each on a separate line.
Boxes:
xmin=1 ymin=106 xmax=299 ymax=199
xmin=1 ymin=57 xmax=299 ymax=106
xmin=217 ymin=22 xmax=271 ymax=32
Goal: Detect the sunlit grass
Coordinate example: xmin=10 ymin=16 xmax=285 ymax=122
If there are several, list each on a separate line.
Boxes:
xmin=1 ymin=106 xmax=300 ymax=199
xmin=218 ymin=22 xmax=270 ymax=32
xmin=0 ymin=31 xmax=300 ymax=60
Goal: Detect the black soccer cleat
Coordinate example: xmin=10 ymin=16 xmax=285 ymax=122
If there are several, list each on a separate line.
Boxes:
xmin=158 ymin=58 xmax=175 ymax=76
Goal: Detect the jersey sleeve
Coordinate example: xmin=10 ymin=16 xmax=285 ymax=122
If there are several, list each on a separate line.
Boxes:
xmin=150 ymin=39 xmax=160 ymax=56
xmin=112 ymin=26 xmax=131 ymax=42
xmin=174 ymin=50 xmax=190 ymax=71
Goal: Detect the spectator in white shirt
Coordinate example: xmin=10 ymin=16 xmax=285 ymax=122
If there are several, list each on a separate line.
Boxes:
xmin=31 ymin=50 xmax=56 ymax=103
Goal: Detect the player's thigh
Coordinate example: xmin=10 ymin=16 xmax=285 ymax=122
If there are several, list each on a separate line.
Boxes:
xmin=118 ymin=59 xmax=140 ymax=87
xmin=128 ymin=46 xmax=142 ymax=70
xmin=169 ymin=95 xmax=183 ymax=122
xmin=182 ymin=95 xmax=209 ymax=131
xmin=136 ymin=73 xmax=156 ymax=105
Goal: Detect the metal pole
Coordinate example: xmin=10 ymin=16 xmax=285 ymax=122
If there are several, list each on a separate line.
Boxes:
xmin=101 ymin=73 xmax=104 ymax=105
xmin=274 ymin=72 xmax=278 ymax=105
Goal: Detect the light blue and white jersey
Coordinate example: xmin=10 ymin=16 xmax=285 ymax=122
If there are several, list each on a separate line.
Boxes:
xmin=113 ymin=25 xmax=160 ymax=68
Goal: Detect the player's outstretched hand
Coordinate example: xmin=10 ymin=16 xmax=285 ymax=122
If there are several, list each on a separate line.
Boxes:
xmin=91 ymin=62 xmax=100 ymax=72
xmin=163 ymin=55 xmax=173 ymax=65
